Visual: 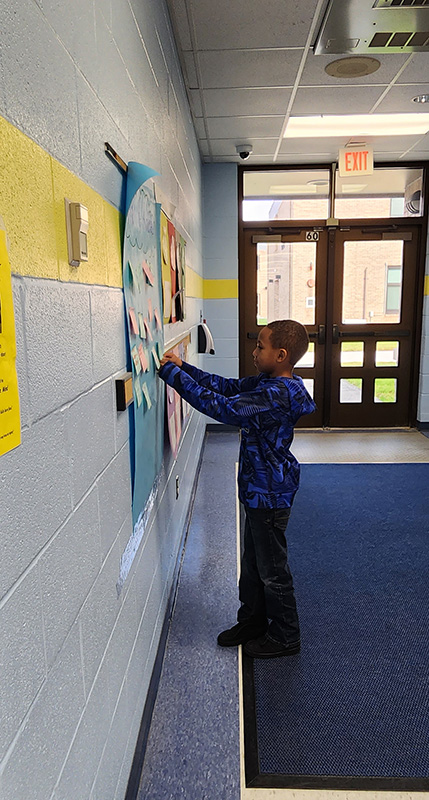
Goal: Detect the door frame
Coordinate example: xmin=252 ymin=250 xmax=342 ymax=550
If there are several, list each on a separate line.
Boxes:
xmin=238 ymin=162 xmax=429 ymax=428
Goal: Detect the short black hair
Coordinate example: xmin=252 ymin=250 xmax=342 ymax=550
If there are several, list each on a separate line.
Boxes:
xmin=266 ymin=319 xmax=309 ymax=366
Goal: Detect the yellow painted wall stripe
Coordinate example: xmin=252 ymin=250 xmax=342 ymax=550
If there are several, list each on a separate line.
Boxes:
xmin=185 ymin=265 xmax=204 ymax=298
xmin=0 ymin=115 xmax=239 ymax=300
xmin=425 ymin=275 xmax=429 ymax=296
xmin=0 ymin=114 xmax=123 ymax=287
xmin=203 ymin=279 xmax=238 ymax=299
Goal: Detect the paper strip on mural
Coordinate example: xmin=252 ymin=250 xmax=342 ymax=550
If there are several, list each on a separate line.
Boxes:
xmin=0 ymin=230 xmax=21 ymax=457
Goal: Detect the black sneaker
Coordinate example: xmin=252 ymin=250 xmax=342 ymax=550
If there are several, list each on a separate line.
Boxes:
xmin=243 ymin=634 xmax=300 ymax=658
xmin=217 ymin=622 xmax=267 ymax=647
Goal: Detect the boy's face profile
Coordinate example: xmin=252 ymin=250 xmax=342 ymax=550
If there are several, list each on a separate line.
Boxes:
xmin=253 ymin=327 xmax=291 ymax=377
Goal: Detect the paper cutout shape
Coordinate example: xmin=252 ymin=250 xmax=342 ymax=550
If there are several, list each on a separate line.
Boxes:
xmin=125 ymin=162 xmax=159 ymax=216
xmin=152 ymin=346 xmax=160 ymax=370
xmin=129 ymin=307 xmax=139 ymax=335
xmin=131 ymin=345 xmax=142 ymax=375
xmin=168 ymin=221 xmax=177 ymax=323
xmin=138 ymin=343 xmax=149 ymax=372
xmin=134 ymin=379 xmax=143 ymax=407
xmin=163 ymin=280 xmax=171 ymax=321
xmin=148 ymin=298 xmax=153 ymax=322
xmin=142 ymin=382 xmax=152 ymax=410
xmin=144 ymin=318 xmax=153 ymax=341
xmin=161 ymin=212 xmax=171 ymax=323
xmin=142 ymin=260 xmax=155 ymax=286
xmin=128 ymin=260 xmax=141 ymax=292
xmin=154 ymin=308 xmax=162 ymax=331
xmin=138 ymin=312 xmax=146 ymax=338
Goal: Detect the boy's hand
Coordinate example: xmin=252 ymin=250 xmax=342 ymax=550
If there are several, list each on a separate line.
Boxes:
xmin=160 ymin=351 xmax=182 ymax=368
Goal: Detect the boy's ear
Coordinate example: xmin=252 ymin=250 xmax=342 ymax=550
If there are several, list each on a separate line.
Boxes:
xmin=277 ymin=348 xmax=288 ymax=363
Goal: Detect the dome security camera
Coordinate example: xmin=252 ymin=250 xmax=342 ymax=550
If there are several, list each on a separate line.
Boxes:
xmin=235 ymin=144 xmax=253 ymax=160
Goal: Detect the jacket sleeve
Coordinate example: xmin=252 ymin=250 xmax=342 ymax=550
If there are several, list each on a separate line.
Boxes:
xmin=180 ymin=361 xmax=259 ymax=396
xmin=159 ymin=362 xmax=283 ymax=425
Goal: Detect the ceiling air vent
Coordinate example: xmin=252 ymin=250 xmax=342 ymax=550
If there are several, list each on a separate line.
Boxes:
xmin=314 ymin=0 xmax=429 ymax=53
xmin=373 ymin=1 xmax=429 ymax=8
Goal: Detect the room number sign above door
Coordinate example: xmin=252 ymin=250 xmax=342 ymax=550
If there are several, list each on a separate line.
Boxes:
xmin=305 ymin=231 xmax=320 ymax=241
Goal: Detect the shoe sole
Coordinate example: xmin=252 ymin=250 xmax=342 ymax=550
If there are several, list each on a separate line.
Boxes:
xmin=243 ymin=643 xmax=301 ymax=658
xmin=217 ymin=629 xmax=267 ymax=648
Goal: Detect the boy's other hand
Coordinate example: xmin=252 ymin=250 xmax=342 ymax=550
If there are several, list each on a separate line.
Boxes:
xmin=160 ymin=351 xmax=182 ymax=368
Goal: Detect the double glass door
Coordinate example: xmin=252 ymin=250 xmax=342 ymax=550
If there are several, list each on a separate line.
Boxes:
xmin=240 ymin=224 xmax=422 ymax=428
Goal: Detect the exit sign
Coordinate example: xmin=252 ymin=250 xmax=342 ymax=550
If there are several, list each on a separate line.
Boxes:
xmin=339 ymin=145 xmax=373 ymax=177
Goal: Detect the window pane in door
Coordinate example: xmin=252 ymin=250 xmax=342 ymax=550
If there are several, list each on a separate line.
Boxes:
xmin=374 ymin=378 xmax=397 ymax=403
xmin=341 ymin=341 xmax=364 ymax=367
xmin=375 ymin=341 xmax=399 ymax=367
xmin=340 ymin=378 xmax=362 ymax=403
xmin=342 ymin=240 xmax=404 ymax=324
xmin=302 ymin=378 xmax=314 ymax=398
xmin=295 ymin=342 xmax=315 ymax=368
xmin=256 ymin=242 xmax=316 ymax=326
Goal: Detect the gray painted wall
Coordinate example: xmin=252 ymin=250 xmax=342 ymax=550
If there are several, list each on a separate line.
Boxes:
xmin=0 ymin=1 xmax=206 ymax=799
xmin=202 ymin=164 xmax=239 ymax=380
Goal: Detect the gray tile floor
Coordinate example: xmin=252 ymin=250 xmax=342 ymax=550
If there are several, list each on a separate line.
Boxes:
xmin=293 ymin=428 xmax=429 ymax=464
xmin=137 ymin=431 xmax=241 ymax=800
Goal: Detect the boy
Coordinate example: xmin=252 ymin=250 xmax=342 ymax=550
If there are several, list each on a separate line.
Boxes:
xmin=158 ymin=320 xmax=316 ymax=658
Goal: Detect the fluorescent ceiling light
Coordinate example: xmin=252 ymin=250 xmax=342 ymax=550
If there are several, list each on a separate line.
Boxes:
xmin=284 ymin=114 xmax=429 ymax=138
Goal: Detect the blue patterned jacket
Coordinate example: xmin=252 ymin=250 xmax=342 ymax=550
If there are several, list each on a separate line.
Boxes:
xmin=159 ymin=361 xmax=316 ymax=508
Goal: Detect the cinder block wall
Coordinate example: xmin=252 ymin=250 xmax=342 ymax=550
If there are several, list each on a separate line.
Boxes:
xmin=0 ymin=1 xmax=205 ymax=799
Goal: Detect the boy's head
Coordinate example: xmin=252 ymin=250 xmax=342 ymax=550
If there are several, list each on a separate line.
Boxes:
xmin=253 ymin=320 xmax=309 ymax=377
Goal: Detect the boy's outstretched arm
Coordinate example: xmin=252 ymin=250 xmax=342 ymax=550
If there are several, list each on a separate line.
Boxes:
xmin=159 ymin=361 xmax=284 ymax=426
xmin=161 ymin=351 xmax=259 ymax=396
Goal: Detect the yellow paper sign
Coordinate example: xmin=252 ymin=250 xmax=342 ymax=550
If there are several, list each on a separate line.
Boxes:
xmin=0 ymin=230 xmax=21 ymax=456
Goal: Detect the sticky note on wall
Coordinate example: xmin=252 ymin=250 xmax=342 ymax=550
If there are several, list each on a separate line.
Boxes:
xmin=138 ymin=343 xmax=149 ymax=372
xmin=129 ymin=307 xmax=139 ymax=335
xmin=142 ymin=382 xmax=152 ymax=409
xmin=131 ymin=345 xmax=141 ymax=374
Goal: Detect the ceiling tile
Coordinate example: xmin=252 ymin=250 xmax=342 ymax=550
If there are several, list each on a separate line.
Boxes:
xmin=291 ymin=85 xmax=387 ymax=115
xmin=280 ymin=136 xmax=339 ymax=157
xmin=193 ymin=117 xmax=207 ymax=138
xmin=198 ymin=48 xmax=303 ymax=89
xmin=183 ymin=52 xmax=198 ymax=88
xmin=276 ymin=152 xmax=334 ymax=164
xmin=370 ymin=135 xmax=425 ymax=153
xmin=199 ymin=139 xmax=210 ymax=156
xmin=404 ymin=130 xmax=429 ymax=151
xmin=208 ymin=138 xmax=278 ymax=157
xmin=189 ymin=89 xmax=203 ymax=117
xmin=188 ymin=0 xmax=321 ymax=50
xmin=300 ymin=51 xmax=410 ymax=87
xmin=166 ymin=0 xmax=192 ymax=50
xmin=372 ymin=85 xmax=429 ymax=114
xmin=206 ymin=115 xmax=283 ymax=139
xmin=201 ymin=87 xmax=292 ymax=117
xmin=395 ymin=54 xmax=429 ymax=85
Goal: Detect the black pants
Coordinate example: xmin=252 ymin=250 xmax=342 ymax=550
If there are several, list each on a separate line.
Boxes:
xmin=237 ymin=506 xmax=300 ymax=645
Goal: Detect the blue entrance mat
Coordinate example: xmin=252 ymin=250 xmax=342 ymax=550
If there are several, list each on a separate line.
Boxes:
xmin=243 ymin=463 xmax=429 ymax=791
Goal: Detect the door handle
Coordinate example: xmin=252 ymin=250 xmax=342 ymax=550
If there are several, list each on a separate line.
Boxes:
xmin=308 ymin=325 xmax=326 ymax=345
xmin=247 ymin=332 xmax=258 ymax=339
xmin=332 ymin=324 xmax=340 ymax=344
